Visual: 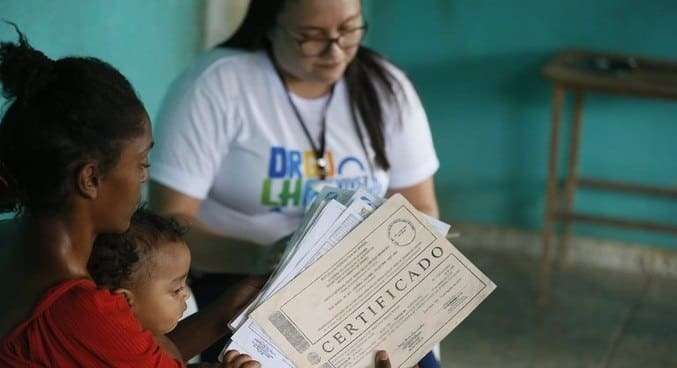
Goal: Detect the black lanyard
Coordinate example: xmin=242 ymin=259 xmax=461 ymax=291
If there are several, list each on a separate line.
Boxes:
xmin=269 ymin=51 xmax=336 ymax=180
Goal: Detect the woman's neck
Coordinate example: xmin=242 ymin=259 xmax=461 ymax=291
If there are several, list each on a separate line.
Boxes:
xmin=268 ymin=48 xmax=334 ymax=99
xmin=23 ymin=213 xmax=96 ymax=280
xmin=0 ymin=214 xmax=97 ymax=335
xmin=271 ymin=56 xmax=333 ymax=99
xmin=284 ymin=77 xmax=333 ymax=99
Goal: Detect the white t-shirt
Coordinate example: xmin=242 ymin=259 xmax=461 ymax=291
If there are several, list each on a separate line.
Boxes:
xmin=151 ymin=49 xmax=438 ymax=246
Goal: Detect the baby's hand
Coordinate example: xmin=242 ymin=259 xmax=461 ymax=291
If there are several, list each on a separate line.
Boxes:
xmin=220 ymin=350 xmax=260 ymax=368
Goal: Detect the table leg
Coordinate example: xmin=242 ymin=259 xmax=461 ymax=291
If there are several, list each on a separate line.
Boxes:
xmin=558 ymin=91 xmax=585 ymax=268
xmin=539 ymin=85 xmax=565 ymax=306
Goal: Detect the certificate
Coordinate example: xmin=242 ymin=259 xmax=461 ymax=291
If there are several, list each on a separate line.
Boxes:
xmin=250 ymin=194 xmax=496 ymax=368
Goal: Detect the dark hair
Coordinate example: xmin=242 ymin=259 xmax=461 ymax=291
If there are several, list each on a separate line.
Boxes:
xmin=88 ymin=207 xmax=187 ymax=289
xmin=0 ymin=25 xmax=147 ymax=216
xmin=221 ymin=0 xmax=403 ymax=170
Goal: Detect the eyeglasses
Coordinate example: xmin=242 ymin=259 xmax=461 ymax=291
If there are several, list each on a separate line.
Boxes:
xmin=280 ymin=23 xmax=368 ymax=57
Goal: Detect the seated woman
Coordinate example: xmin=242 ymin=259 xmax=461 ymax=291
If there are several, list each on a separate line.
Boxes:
xmin=0 ymin=29 xmax=259 ymax=367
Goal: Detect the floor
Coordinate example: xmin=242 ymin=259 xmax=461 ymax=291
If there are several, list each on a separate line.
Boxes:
xmin=439 ymin=245 xmax=677 ymax=368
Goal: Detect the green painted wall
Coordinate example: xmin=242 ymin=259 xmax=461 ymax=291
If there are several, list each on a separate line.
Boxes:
xmin=0 ymin=0 xmax=202 ymax=121
xmin=365 ymin=0 xmax=677 ymax=248
xmin=2 ymin=0 xmax=676 ymax=248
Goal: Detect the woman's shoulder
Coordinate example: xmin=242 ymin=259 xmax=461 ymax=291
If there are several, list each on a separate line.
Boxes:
xmin=177 ymin=48 xmax=268 ymax=93
xmin=374 ymin=55 xmax=408 ymax=79
xmin=48 ymin=279 xmax=137 ymax=327
xmin=360 ymin=52 xmax=419 ymax=112
xmin=49 ymin=278 xmax=115 ymax=308
xmin=2 ymin=279 xmax=136 ymax=351
xmin=353 ymin=51 xmax=416 ymax=101
xmin=158 ymin=48 xmax=270 ymax=109
xmin=30 ymin=279 xmax=152 ymax=352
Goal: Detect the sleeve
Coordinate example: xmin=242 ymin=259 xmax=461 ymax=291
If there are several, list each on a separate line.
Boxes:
xmin=50 ymin=285 xmax=183 ymax=367
xmin=150 ymin=68 xmax=241 ymax=200
xmin=383 ymin=65 xmax=440 ymax=189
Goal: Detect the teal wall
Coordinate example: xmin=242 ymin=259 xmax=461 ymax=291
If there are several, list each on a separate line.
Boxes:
xmin=365 ymin=0 xmax=677 ymax=248
xmin=2 ymin=0 xmax=676 ymax=248
xmin=0 ymin=0 xmax=202 ymax=120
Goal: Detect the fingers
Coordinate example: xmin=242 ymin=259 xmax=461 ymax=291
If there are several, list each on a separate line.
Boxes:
xmin=375 ymin=350 xmax=391 ymax=368
xmin=240 ymin=360 xmax=261 ymax=368
xmin=223 ymin=350 xmax=240 ymax=363
xmin=232 ymin=354 xmax=260 ymax=368
xmin=223 ymin=350 xmax=240 ymax=366
xmin=221 ymin=350 xmax=260 ymax=368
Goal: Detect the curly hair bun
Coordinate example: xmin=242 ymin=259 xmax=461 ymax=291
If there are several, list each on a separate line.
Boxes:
xmin=0 ymin=22 xmax=55 ymax=101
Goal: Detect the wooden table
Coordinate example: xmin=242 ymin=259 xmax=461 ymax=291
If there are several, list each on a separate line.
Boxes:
xmin=539 ymin=49 xmax=677 ymax=304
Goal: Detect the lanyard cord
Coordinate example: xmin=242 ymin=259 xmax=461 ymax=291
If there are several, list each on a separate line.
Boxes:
xmin=268 ymin=50 xmax=336 ymax=179
xmin=267 ymin=49 xmax=376 ymax=185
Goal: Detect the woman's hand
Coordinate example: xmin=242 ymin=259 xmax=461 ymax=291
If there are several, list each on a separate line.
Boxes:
xmin=375 ymin=350 xmax=391 ymax=368
xmin=258 ymin=235 xmax=291 ymax=271
xmin=374 ymin=351 xmax=419 ymax=368
xmin=168 ymin=277 xmax=266 ymax=360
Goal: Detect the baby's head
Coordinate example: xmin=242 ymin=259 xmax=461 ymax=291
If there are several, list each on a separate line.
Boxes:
xmin=89 ymin=208 xmax=191 ymax=335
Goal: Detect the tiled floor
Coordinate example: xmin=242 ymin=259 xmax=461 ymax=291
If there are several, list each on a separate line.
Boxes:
xmin=440 ymin=246 xmax=677 ymax=368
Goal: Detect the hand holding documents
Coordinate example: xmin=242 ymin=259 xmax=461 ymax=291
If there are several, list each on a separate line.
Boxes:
xmin=222 ymin=188 xmax=496 ymax=367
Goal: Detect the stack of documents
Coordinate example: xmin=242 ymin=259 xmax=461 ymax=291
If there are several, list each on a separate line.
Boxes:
xmin=220 ymin=188 xmax=496 ymax=367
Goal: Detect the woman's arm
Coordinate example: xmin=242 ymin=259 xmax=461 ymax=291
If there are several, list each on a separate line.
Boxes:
xmin=167 ymin=278 xmax=264 ymax=361
xmin=149 ymin=181 xmax=274 ymax=274
xmin=387 ymin=176 xmax=439 ymax=218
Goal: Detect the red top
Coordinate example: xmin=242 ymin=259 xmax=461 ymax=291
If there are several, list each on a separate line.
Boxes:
xmin=0 ymin=278 xmax=183 ymax=367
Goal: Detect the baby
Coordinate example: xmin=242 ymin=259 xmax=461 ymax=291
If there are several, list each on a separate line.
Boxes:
xmin=88 ymin=208 xmax=191 ymax=358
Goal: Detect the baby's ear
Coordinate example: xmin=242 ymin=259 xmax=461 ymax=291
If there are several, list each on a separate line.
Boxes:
xmin=113 ymin=288 xmax=135 ymax=306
